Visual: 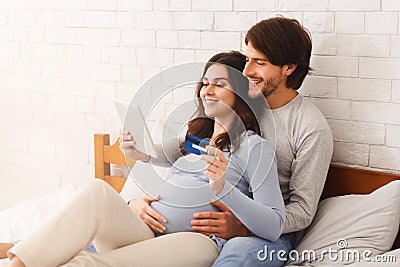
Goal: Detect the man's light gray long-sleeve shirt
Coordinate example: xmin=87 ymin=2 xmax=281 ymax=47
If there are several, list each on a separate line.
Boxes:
xmin=258 ymin=94 xmax=333 ymax=233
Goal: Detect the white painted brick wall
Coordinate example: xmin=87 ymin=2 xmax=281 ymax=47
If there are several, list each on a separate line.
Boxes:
xmin=101 ymin=47 xmax=136 ymax=65
xmin=393 ymin=81 xmax=400 ymax=103
xmin=84 ymin=11 xmax=117 ymax=29
xmin=214 ymin=12 xmax=257 ymax=32
xmin=173 ymin=49 xmax=195 ymax=65
xmin=56 ymin=0 xmax=87 ymax=10
xmin=311 ymin=34 xmax=336 ymax=55
xmin=328 ymin=120 xmax=357 ymax=143
xmin=193 ymin=49 xmax=217 ymax=62
xmin=156 ymin=30 xmax=178 ymax=48
xmin=136 ymin=12 xmax=173 ymax=30
xmin=311 ymin=56 xmax=358 ymax=77
xmin=332 ymin=142 xmax=369 ymax=166
xmin=173 ymin=12 xmax=213 ymax=30
xmin=352 ymin=102 xmax=400 ymax=124
xmin=309 ymin=98 xmax=351 ymax=120
xmin=338 ymin=78 xmax=391 ymax=102
xmin=329 ymin=0 xmax=380 ymax=11
xmin=382 ymin=0 xmax=400 ymax=11
xmin=87 ymin=0 xmax=117 ymax=11
xmin=152 ymin=0 xmax=169 ymax=11
xmin=178 ymin=31 xmax=201 ymax=49
xmin=279 ymin=0 xmax=327 ymax=11
xmin=117 ymin=0 xmax=152 ymax=11
xmin=121 ymin=65 xmax=141 ymax=82
xmin=121 ymin=29 xmax=156 ymax=47
xmin=192 ymin=0 xmax=233 ymax=11
xmin=201 ymin=31 xmax=241 ymax=50
xmin=356 ymin=122 xmax=386 ymax=145
xmin=360 ymin=58 xmax=400 ymax=79
xmin=1 ymin=0 xmax=400 ymax=207
xmin=67 ymin=45 xmax=84 ymax=61
xmin=337 ymin=35 xmax=390 ymax=57
xmin=169 ymin=0 xmax=191 ymax=12
xmin=303 ymin=12 xmax=334 ymax=33
xmin=387 ymin=125 xmax=400 ymax=148
xmin=84 ymin=46 xmax=102 ymax=62
xmin=300 ymin=76 xmax=337 ymax=98
xmin=76 ymin=96 xmax=95 ymax=113
xmin=365 ymin=12 xmax=398 ymax=34
xmin=236 ymin=0 xmax=278 ymax=11
xmin=59 ymin=62 xmax=90 ymax=79
xmin=335 ymin=13 xmax=364 ymax=34
xmin=89 ymin=63 xmax=121 ymax=82
xmin=370 ymin=146 xmax=400 ymax=170
xmin=137 ymin=48 xmax=173 ymax=67
xmin=392 ymin=36 xmax=400 ymax=57
xmin=116 ymin=12 xmax=136 ymax=28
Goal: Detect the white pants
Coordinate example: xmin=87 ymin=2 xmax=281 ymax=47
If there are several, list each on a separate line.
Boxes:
xmin=8 ymin=179 xmax=219 ymax=267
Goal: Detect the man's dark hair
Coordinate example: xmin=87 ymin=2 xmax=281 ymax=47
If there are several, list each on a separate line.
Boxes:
xmin=245 ymin=17 xmax=312 ymax=90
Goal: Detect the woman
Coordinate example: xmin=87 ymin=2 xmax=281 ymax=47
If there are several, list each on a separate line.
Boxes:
xmin=5 ymin=51 xmax=285 ymax=267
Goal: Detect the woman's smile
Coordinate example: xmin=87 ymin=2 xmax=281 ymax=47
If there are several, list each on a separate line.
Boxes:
xmin=203 ymin=98 xmax=219 ymax=105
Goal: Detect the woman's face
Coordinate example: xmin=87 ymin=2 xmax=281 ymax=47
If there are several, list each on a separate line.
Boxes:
xmin=200 ymin=64 xmax=236 ymax=119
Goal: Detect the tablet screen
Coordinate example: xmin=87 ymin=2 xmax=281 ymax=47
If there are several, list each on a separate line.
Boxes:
xmin=114 ymin=99 xmax=157 ymax=158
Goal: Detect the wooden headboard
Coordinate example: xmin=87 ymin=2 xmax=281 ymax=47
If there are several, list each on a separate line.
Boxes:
xmin=94 ymin=133 xmax=400 ymax=250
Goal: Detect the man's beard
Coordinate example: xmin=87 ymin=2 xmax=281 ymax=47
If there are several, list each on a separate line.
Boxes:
xmin=261 ymin=76 xmax=282 ymax=97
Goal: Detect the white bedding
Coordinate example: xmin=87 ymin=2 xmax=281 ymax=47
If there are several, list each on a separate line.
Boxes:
xmin=0 ymin=185 xmax=81 ymax=266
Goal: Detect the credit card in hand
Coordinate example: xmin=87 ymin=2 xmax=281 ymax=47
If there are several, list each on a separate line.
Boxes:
xmin=183 ymin=134 xmax=210 ymax=155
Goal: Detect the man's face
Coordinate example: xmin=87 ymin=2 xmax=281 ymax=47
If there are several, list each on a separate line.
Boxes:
xmin=244 ymin=41 xmax=285 ymax=99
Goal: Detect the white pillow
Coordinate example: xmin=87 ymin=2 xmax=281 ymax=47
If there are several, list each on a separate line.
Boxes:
xmin=119 ymin=172 xmax=144 ymax=202
xmin=288 ymin=180 xmax=400 ymax=266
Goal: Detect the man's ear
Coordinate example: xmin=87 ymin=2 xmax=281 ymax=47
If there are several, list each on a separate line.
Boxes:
xmin=284 ymin=63 xmax=297 ymax=76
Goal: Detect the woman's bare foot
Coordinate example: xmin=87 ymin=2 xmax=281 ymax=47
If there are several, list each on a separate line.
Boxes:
xmin=8 ymin=256 xmax=25 ymax=267
xmin=0 ymin=243 xmax=13 ymax=259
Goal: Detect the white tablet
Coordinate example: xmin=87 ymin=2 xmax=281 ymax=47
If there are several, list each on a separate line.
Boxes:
xmin=114 ymin=99 xmax=157 ymax=158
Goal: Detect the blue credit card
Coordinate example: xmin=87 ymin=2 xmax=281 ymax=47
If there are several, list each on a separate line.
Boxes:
xmin=183 ymin=134 xmax=210 ymax=155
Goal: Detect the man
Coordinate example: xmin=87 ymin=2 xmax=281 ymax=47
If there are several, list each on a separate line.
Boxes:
xmin=121 ymin=17 xmax=333 ymax=267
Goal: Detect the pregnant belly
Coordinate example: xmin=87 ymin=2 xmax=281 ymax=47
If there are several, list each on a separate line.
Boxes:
xmin=150 ymin=176 xmax=219 ymax=234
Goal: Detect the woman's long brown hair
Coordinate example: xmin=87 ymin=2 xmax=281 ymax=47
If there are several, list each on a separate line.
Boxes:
xmin=179 ymin=51 xmax=261 ymax=155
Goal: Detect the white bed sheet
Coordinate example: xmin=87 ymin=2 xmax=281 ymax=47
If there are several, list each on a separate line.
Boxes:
xmin=0 ymin=184 xmax=81 ymax=266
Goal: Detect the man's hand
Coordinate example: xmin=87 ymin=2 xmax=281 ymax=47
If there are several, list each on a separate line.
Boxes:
xmin=191 ymin=200 xmax=251 ymax=239
xmin=129 ymin=194 xmax=167 ymax=233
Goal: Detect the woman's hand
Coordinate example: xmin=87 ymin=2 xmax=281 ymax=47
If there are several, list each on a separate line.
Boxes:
xmin=119 ymin=129 xmax=150 ymax=162
xmin=128 ymin=194 xmax=167 ymax=233
xmin=201 ymin=147 xmax=228 ymax=195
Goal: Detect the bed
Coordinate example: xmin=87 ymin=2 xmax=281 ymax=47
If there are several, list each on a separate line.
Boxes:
xmin=93 ymin=133 xmax=400 ymax=266
xmin=0 ymin=133 xmax=399 ymax=266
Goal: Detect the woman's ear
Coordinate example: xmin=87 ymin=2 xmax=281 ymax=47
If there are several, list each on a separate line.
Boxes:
xmin=283 ymin=63 xmax=297 ymax=76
